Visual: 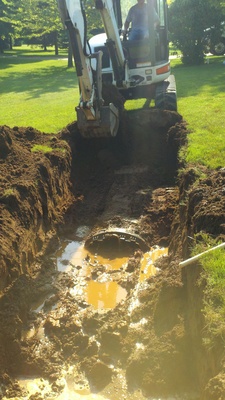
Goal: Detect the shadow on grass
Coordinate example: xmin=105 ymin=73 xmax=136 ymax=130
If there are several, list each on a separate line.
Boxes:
xmin=0 ymin=53 xmax=68 ymax=69
xmin=171 ymin=56 xmax=225 ymax=98
xmin=0 ymin=60 xmax=77 ymax=98
xmin=1 ymin=53 xmax=224 ymax=101
xmin=2 ymin=46 xmax=67 ymax=57
xmin=0 ymin=55 xmax=45 ymax=70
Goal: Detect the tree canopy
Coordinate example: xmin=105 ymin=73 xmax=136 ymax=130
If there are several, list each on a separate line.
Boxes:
xmin=0 ymin=0 xmax=63 ymax=52
xmin=0 ymin=0 xmax=225 ymax=61
xmin=169 ymin=0 xmax=224 ymax=65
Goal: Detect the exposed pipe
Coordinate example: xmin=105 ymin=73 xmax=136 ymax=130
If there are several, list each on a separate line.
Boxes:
xmin=179 ymin=242 xmax=225 ymax=267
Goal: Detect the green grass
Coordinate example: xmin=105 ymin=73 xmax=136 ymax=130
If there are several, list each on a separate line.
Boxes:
xmin=0 ymin=46 xmax=78 ymax=133
xmin=31 ymin=144 xmax=66 ymax=153
xmin=2 ymin=188 xmax=17 ymax=197
xmin=202 ymin=248 xmax=225 ymax=343
xmin=170 ymin=55 xmax=225 ymax=169
xmin=170 ymin=56 xmax=225 ymax=345
xmin=192 ymin=236 xmax=225 ymax=343
xmin=31 ymin=144 xmax=55 ymax=153
xmin=1 ymin=46 xmax=225 ymax=168
xmin=4 ymin=44 xmax=68 ymax=58
xmin=124 ymin=55 xmax=225 ymax=169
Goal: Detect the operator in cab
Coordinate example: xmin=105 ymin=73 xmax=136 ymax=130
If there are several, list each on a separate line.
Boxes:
xmin=124 ymin=0 xmax=160 ymax=40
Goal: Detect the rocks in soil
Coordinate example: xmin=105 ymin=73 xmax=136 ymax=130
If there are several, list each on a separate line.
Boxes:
xmin=85 ymin=360 xmax=113 ymax=391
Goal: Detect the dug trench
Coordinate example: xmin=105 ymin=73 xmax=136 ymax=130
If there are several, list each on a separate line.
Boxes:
xmin=0 ymin=109 xmax=225 ymax=400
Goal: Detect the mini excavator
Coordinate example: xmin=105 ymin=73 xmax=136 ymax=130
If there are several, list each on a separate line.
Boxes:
xmin=57 ymin=0 xmax=177 ymax=138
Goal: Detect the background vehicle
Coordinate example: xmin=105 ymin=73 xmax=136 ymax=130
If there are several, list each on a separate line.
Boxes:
xmin=57 ymin=0 xmax=177 ymax=138
xmin=203 ymin=22 xmax=225 ymax=56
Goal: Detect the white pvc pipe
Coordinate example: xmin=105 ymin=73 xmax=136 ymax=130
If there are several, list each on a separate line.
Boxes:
xmin=179 ymin=242 xmax=225 ymax=267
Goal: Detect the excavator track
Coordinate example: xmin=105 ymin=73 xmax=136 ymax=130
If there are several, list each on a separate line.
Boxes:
xmin=155 ymin=75 xmax=177 ymax=112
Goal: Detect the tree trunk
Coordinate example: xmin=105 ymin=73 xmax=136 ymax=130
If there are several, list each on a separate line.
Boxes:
xmin=68 ymin=39 xmax=73 ymax=68
xmin=54 ymin=31 xmax=59 ymax=56
xmin=43 ymin=35 xmax=47 ymax=51
xmin=9 ymin=35 xmax=13 ymax=50
xmin=0 ymin=38 xmax=4 ymax=54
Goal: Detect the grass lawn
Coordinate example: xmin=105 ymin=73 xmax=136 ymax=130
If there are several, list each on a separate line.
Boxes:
xmin=2 ymin=44 xmax=68 ymax=57
xmin=171 ymin=56 xmax=225 ymax=169
xmin=0 ymin=46 xmax=78 ymax=133
xmin=1 ymin=46 xmax=225 ymax=168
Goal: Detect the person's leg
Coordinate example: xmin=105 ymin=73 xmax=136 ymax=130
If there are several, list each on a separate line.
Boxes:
xmin=129 ymin=29 xmax=144 ymax=40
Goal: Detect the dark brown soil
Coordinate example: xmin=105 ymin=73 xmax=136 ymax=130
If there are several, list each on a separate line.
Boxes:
xmin=0 ymin=109 xmax=225 ymax=399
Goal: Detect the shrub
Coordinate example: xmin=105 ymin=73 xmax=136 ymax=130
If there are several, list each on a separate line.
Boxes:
xmin=169 ymin=0 xmax=223 ymax=65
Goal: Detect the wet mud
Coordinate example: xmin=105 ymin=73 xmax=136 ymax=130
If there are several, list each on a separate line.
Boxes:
xmin=0 ymin=109 xmax=225 ymax=399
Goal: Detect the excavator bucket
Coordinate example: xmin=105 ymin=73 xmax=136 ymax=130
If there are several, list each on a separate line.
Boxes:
xmin=76 ymin=103 xmax=119 ymax=138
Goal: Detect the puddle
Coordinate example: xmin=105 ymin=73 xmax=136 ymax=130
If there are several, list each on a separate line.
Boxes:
xmin=55 ymin=240 xmax=128 ymax=310
xmin=56 ymin=241 xmax=86 ymax=272
xmin=86 ymin=280 xmax=127 ymax=309
xmin=55 ymin=230 xmax=168 ymax=311
xmin=17 ymin=377 xmax=107 ymax=400
xmin=17 ymin=377 xmax=52 ymax=397
xmin=9 ymin=374 xmax=199 ymax=400
xmin=20 ymin=232 xmax=168 ymax=329
xmin=139 ymin=246 xmax=168 ymax=282
xmin=55 ymin=226 xmax=91 ymax=272
xmin=13 ymin=230 xmax=195 ymax=400
xmin=15 ymin=230 xmax=171 ymax=400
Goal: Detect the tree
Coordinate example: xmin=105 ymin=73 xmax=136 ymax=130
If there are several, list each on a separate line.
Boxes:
xmin=169 ymin=0 xmax=223 ymax=65
xmin=0 ymin=0 xmax=64 ymax=54
xmin=209 ymin=0 xmax=225 ymax=10
xmin=0 ymin=0 xmax=8 ymax=52
xmin=17 ymin=0 xmax=63 ymax=54
xmin=84 ymin=0 xmax=103 ymax=37
xmin=0 ymin=0 xmax=21 ymax=50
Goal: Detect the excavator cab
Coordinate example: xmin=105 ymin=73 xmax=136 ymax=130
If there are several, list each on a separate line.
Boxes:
xmin=90 ymin=0 xmax=176 ymax=106
xmin=120 ymin=0 xmax=169 ymax=64
xmin=57 ymin=0 xmax=177 ymax=138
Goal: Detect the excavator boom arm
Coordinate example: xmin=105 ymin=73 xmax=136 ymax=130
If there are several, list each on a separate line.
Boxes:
xmin=57 ymin=0 xmax=121 ymax=137
xmin=95 ymin=0 xmax=126 ymax=84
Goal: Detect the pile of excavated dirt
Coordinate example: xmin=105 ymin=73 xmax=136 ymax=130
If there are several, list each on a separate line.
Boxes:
xmin=0 ymin=125 xmax=74 ymax=289
xmin=0 ymin=109 xmax=225 ymax=400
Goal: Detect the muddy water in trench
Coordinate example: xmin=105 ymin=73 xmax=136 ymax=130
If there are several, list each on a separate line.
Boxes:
xmin=17 ymin=229 xmax=169 ymax=400
xmin=1 ymin=111 xmax=199 ymax=399
xmin=55 ymin=231 xmax=167 ymax=310
xmin=15 ymin=229 xmax=198 ymax=400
